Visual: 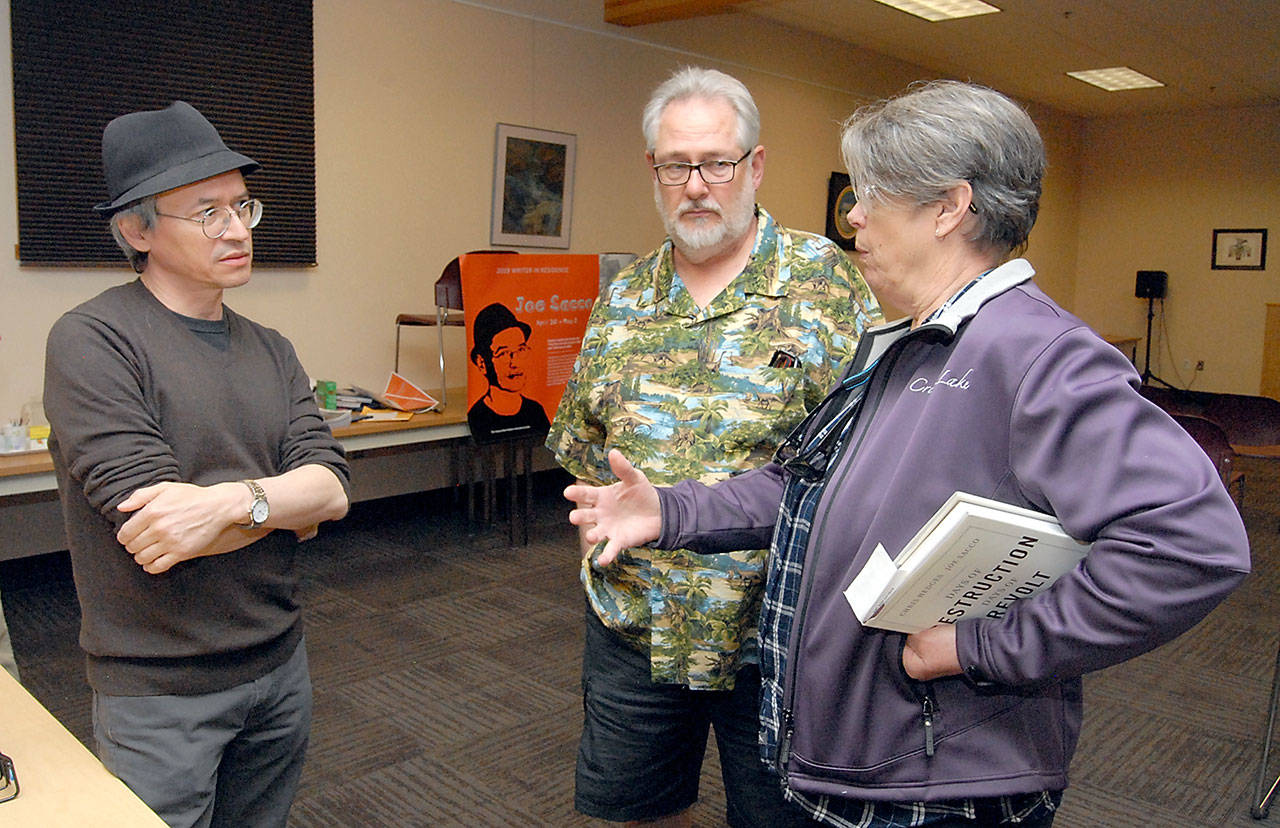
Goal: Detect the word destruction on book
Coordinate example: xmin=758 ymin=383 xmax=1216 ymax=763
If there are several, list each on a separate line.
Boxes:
xmin=845 ymin=492 xmax=1092 ymax=634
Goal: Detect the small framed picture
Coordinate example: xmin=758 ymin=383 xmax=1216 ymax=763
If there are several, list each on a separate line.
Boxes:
xmin=1211 ymin=228 xmax=1267 ymax=271
xmin=491 ymin=124 xmax=576 ymax=249
xmin=825 ymin=172 xmax=857 ymax=251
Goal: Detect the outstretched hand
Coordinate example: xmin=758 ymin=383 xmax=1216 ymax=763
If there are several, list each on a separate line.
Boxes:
xmin=564 ymin=450 xmax=661 ymax=566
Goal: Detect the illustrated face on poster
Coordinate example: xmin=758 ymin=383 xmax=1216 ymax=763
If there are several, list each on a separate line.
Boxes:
xmin=460 ymin=254 xmax=599 ymax=443
xmin=467 ymin=302 xmax=551 ymax=442
xmin=484 ymin=327 xmax=531 ymax=394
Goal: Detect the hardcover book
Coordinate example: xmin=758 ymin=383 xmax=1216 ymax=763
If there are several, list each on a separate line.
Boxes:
xmin=845 ymin=492 xmax=1091 ymax=634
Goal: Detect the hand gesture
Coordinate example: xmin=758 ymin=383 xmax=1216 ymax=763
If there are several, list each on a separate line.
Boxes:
xmin=564 ymin=450 xmax=661 ymax=566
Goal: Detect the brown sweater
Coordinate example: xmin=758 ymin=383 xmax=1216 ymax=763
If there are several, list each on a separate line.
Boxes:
xmin=44 ymin=279 xmax=349 ymax=695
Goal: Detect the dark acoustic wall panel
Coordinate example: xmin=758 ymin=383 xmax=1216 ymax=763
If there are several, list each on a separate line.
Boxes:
xmin=11 ymin=0 xmax=315 ymax=267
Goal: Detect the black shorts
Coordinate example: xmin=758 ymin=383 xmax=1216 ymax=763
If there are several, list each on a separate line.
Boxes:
xmin=574 ymin=607 xmax=811 ymax=827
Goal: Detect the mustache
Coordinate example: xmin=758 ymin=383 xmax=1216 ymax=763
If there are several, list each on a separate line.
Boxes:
xmin=677 ymin=198 xmax=721 ymax=217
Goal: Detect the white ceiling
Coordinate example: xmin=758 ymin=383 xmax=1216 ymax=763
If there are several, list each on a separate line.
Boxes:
xmin=725 ymin=0 xmax=1280 ymax=118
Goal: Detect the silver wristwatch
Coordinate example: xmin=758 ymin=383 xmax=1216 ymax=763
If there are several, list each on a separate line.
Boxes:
xmin=241 ymin=479 xmax=269 ymax=528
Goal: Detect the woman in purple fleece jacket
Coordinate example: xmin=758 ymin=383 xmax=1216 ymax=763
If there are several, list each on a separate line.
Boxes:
xmin=564 ymin=80 xmax=1250 ymax=827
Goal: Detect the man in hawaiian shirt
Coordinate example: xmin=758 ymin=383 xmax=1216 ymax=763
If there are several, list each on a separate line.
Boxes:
xmin=547 ymin=66 xmax=881 ymax=828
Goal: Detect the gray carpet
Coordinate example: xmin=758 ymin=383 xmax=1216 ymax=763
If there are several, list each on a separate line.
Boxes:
xmin=1 ymin=459 xmax=1276 ymax=827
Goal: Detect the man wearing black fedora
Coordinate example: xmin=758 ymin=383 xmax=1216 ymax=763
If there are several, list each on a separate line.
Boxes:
xmin=467 ymin=301 xmax=551 ymax=442
xmin=43 ymin=101 xmax=350 ymax=827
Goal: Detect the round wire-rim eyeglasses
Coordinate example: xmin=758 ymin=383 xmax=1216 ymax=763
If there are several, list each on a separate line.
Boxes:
xmin=155 ymin=199 xmax=263 ymax=239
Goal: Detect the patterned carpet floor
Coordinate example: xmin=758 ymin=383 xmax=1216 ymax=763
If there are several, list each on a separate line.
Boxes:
xmin=2 ymin=458 xmax=1276 ymax=827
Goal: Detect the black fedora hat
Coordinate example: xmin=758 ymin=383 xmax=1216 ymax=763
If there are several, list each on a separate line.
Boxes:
xmin=471 ymin=302 xmax=531 ymax=361
xmin=95 ymin=101 xmax=259 ymax=213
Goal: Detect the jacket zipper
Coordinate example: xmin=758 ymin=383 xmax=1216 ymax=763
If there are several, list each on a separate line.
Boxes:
xmin=774 ymin=340 xmax=908 ymax=773
xmin=921 ymin=686 xmax=938 ymax=757
xmin=776 ymin=709 xmax=795 ymax=777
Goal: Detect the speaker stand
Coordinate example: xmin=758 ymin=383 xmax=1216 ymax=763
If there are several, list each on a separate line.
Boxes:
xmin=1140 ymin=295 xmax=1172 ymax=388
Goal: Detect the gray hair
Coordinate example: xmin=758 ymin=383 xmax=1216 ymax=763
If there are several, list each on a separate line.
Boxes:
xmin=641 ymin=66 xmax=760 ymax=153
xmin=840 ymin=80 xmax=1044 ymax=255
xmin=109 ymin=197 xmax=157 ymax=273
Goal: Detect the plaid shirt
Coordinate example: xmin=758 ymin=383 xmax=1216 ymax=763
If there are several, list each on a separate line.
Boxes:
xmin=759 ymin=379 xmax=865 ymax=768
xmin=788 ymin=791 xmax=1060 ymax=827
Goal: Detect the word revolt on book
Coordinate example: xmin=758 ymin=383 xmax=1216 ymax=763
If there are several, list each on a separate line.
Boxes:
xmin=845 ymin=492 xmax=1091 ymax=634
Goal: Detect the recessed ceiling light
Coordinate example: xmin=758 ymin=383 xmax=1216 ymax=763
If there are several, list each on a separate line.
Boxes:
xmin=872 ymin=0 xmax=1001 ymax=22
xmin=1066 ymin=67 xmax=1164 ymax=91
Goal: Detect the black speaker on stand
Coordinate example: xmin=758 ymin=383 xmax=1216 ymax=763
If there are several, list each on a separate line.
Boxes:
xmin=1135 ymin=270 xmax=1170 ymax=387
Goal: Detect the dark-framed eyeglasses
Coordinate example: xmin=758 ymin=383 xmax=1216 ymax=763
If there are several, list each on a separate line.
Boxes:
xmin=156 ymin=199 xmax=263 ymax=239
xmin=0 ymin=750 xmax=18 ymax=804
xmin=652 ymin=150 xmax=752 ymax=186
xmin=775 ymin=394 xmax=862 ymax=482
xmin=774 ymin=360 xmax=880 ymax=482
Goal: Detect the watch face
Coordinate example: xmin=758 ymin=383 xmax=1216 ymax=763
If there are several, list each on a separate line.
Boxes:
xmin=251 ymin=499 xmax=270 ymax=524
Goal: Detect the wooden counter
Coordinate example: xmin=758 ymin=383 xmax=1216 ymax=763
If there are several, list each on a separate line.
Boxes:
xmin=0 ymin=449 xmax=53 ymax=480
xmin=330 ymin=399 xmax=468 ymax=450
xmin=0 ymin=668 xmax=166 ymax=825
xmin=0 ymin=388 xmax=560 ymax=561
xmin=0 ymin=389 xmax=473 ymax=495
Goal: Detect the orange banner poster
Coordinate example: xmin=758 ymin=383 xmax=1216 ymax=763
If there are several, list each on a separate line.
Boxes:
xmin=459 ymin=253 xmax=599 ymax=443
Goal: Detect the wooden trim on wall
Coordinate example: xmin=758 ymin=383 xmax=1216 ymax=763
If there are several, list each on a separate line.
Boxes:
xmin=604 ymin=0 xmax=754 ymax=27
xmin=1262 ymin=304 xmax=1280 ymax=400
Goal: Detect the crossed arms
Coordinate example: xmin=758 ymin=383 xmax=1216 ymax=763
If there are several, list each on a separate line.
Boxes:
xmin=116 ymin=464 xmax=348 ymax=574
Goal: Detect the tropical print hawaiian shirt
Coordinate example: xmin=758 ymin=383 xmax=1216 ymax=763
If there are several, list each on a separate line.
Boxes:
xmin=547 ymin=206 xmax=881 ymax=689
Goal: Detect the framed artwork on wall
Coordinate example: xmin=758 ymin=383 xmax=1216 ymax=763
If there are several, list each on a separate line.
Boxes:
xmin=1211 ymin=228 xmax=1267 ymax=271
xmin=491 ymin=124 xmax=576 ymax=249
xmin=825 ymin=172 xmax=857 ymax=251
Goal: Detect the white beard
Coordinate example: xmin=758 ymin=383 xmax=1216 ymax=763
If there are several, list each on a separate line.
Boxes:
xmin=656 ymin=181 xmax=756 ymax=264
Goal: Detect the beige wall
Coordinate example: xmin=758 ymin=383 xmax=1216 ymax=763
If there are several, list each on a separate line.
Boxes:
xmin=1022 ymin=102 xmax=1083 ymax=309
xmin=1074 ymin=104 xmax=1280 ymax=393
xmin=0 ymin=0 xmax=1104 ymax=426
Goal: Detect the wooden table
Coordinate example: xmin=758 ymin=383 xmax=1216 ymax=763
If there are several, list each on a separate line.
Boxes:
xmin=0 ymin=391 xmax=473 ymax=497
xmin=0 ymin=394 xmax=467 ymax=561
xmin=0 ymin=389 xmax=554 ymax=559
xmin=0 ymin=668 xmax=166 ymax=825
